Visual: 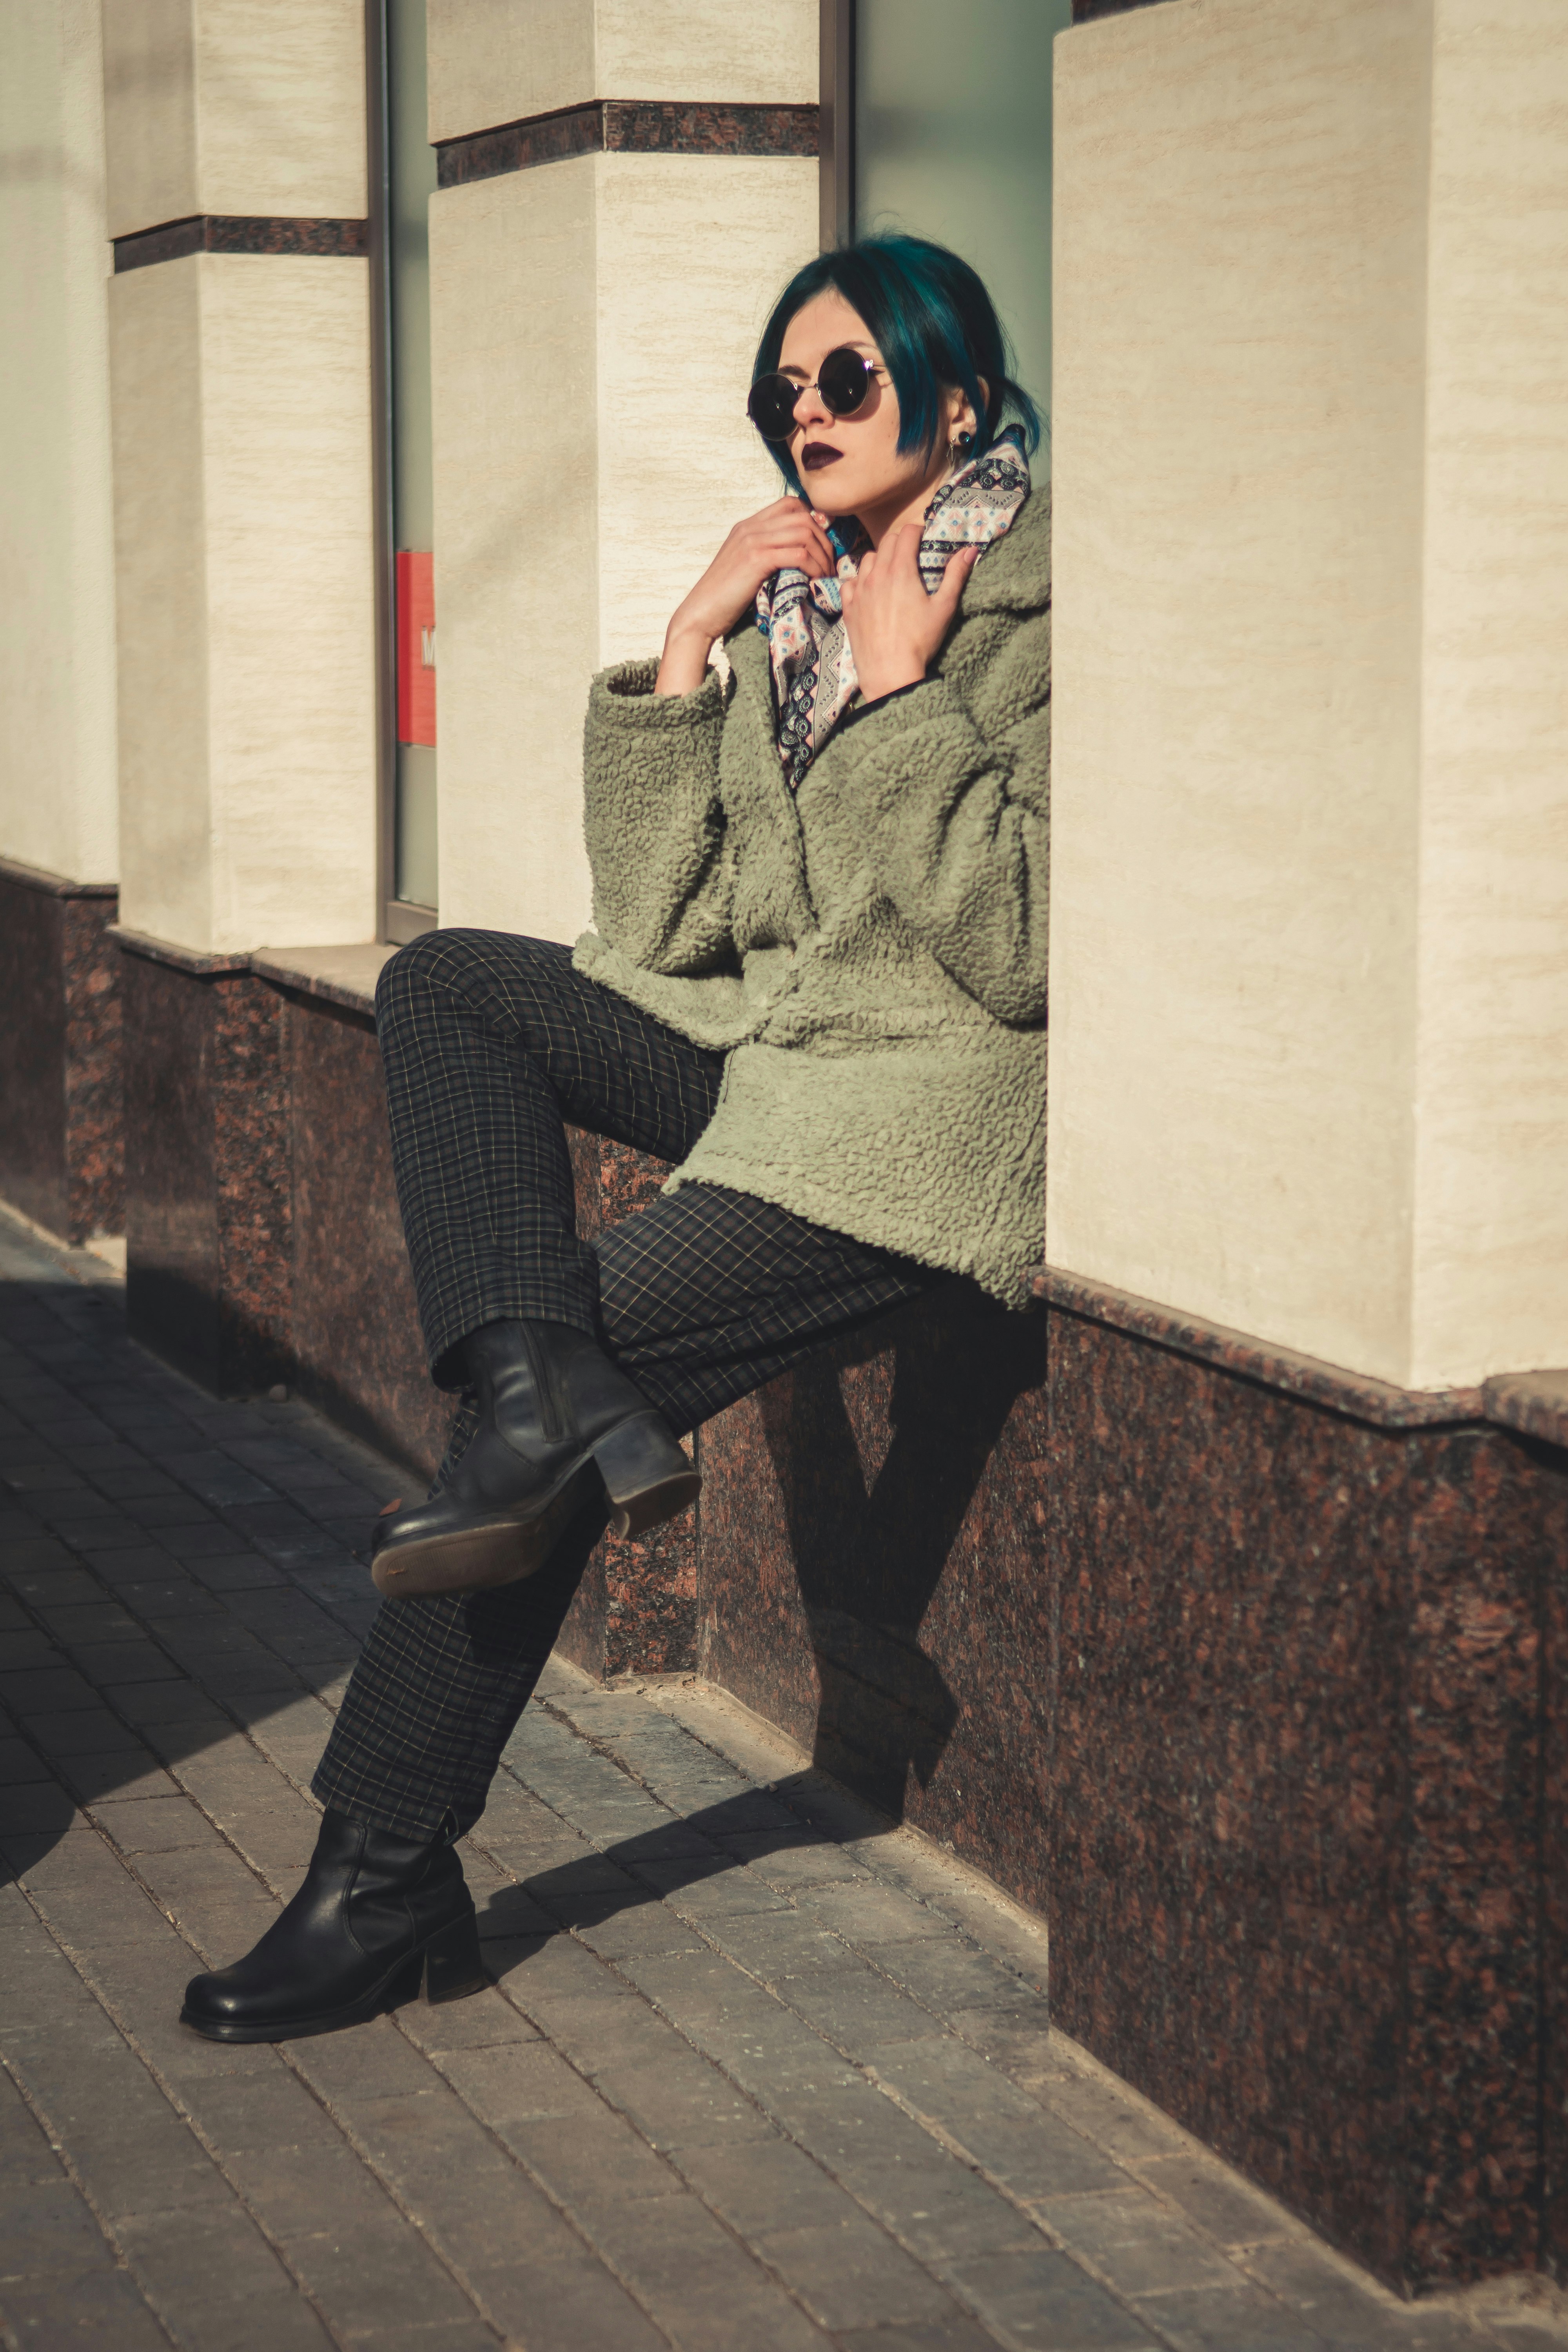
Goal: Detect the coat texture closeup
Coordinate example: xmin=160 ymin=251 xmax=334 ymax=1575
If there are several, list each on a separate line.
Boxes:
xmin=572 ymin=487 xmax=1051 ymax=1308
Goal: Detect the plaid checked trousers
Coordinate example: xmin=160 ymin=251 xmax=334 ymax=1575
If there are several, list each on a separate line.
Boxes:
xmin=313 ymin=930 xmax=935 ymax=1838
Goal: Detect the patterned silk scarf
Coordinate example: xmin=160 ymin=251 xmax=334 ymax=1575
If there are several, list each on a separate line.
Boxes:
xmin=755 ymin=425 xmax=1031 ymax=790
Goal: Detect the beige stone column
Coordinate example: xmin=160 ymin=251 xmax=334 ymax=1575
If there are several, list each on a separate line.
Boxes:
xmin=1048 ymin=0 xmax=1568 ymax=1391
xmin=103 ymin=0 xmax=377 ymax=953
xmin=0 ymin=0 xmax=118 ymax=886
xmin=425 ymin=0 xmax=818 ymax=943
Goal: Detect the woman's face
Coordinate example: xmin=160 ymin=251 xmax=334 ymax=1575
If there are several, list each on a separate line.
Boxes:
xmin=774 ymin=291 xmax=971 ymax=532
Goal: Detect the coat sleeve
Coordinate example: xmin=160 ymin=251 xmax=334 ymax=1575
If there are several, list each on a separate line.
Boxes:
xmin=831 ymin=606 xmax=1051 ymax=1025
xmin=580 ymin=656 xmax=735 ymax=975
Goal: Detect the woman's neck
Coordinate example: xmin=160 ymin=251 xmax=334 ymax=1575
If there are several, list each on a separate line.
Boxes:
xmin=853 ymin=453 xmax=955 ymax=552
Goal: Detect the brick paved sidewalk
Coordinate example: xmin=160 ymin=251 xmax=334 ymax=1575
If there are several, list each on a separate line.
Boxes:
xmin=2 ymin=1208 xmax=1564 ymax=2352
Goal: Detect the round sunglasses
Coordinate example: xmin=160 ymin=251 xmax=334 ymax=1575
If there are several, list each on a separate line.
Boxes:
xmin=746 ymin=346 xmax=878 ymax=443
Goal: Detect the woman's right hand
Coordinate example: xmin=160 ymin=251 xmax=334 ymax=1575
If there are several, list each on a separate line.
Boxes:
xmin=655 ymin=497 xmax=836 ymax=695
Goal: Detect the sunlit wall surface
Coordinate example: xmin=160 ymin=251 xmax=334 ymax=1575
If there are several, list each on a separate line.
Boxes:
xmin=854 ymin=0 xmax=1069 ymax=465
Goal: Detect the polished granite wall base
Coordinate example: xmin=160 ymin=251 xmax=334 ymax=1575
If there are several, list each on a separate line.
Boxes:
xmin=0 ymin=862 xmax=122 ymax=1244
xmin=111 ymin=939 xmax=697 ymax=1682
xmin=695 ymin=1290 xmax=1568 ymax=2294
xmin=120 ymin=945 xmax=291 ymax=1396
xmin=554 ymin=1129 xmax=700 ymax=1681
xmin=284 ymin=990 xmax=450 ymax=1479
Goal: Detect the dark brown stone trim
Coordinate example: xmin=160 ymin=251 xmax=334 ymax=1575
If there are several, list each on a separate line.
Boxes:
xmin=436 ymin=100 xmax=819 ymax=189
xmin=108 ymin=924 xmax=250 ymax=977
xmin=113 ymin=216 xmax=368 ymax=273
xmin=0 ymin=854 xmax=117 ymax=900
xmin=1072 ymin=0 xmax=1173 ymax=20
xmin=250 ymin=946 xmax=393 ymax=1022
xmin=1483 ymin=1370 xmax=1568 ymax=1454
xmin=1032 ymin=1263 xmax=1489 ymax=1430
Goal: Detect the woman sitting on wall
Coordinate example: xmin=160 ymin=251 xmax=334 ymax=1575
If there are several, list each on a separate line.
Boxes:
xmin=180 ymin=233 xmax=1052 ymax=2043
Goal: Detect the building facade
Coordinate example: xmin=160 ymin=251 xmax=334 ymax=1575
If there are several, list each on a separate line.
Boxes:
xmin=3 ymin=0 xmax=1567 ymax=2296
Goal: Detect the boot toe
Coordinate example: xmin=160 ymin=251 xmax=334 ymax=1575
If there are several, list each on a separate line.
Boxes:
xmin=180 ymin=1964 xmax=265 ymax=2040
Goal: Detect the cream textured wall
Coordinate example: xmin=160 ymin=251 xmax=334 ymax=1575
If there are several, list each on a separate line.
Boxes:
xmin=428 ymin=158 xmax=601 ymax=949
xmin=431 ymin=151 xmax=811 ymax=942
xmin=1048 ymin=0 xmax=1568 ymax=1389
xmin=112 ymin=256 xmax=377 ymax=951
xmin=0 ymin=0 xmax=119 ymax=884
xmin=103 ymin=0 xmax=366 ymax=236
xmin=427 ymin=0 xmax=817 ymax=141
xmin=110 ymin=258 xmax=209 ymax=941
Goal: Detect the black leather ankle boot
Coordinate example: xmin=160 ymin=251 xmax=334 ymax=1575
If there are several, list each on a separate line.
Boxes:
xmin=368 ymin=1319 xmax=700 ymax=1599
xmin=180 ymin=1809 xmax=486 ymax=2044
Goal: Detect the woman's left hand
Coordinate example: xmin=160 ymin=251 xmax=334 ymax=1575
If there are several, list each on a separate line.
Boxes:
xmin=839 ymin=525 xmax=980 ymax=703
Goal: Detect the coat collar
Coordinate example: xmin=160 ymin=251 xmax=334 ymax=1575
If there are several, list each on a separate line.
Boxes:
xmin=957 ymin=478 xmax=1051 ymax=617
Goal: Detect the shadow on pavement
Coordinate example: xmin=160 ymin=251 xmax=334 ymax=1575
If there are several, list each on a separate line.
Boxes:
xmin=0 ymin=1241 xmax=401 ymax=1884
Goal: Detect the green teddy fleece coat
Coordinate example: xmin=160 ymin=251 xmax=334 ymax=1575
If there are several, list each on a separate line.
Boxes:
xmin=572 ymin=486 xmax=1050 ymax=1309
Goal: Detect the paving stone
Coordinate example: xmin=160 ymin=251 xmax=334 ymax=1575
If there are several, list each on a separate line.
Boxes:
xmin=942 ymin=2248 xmax=1160 ymax=2347
xmin=1241 ymin=2241 xmax=1420 ymax=2344
xmin=65 ymin=1642 xmax=187 ymax=1688
xmin=571 ymin=2188 xmax=833 ymax=2350
xmin=21 ymin=1708 xmax=150 ymax=1759
xmin=775 ymin=1961 xmax=950 ymax=2051
xmin=57 ymin=1753 xmax=180 ymax=1804
xmin=0 ymin=2260 xmax=175 ymax=2352
xmin=1140 ymin=2281 xmax=1328 ymax=2349
xmin=0 ymin=1733 xmax=53 ymax=1785
xmin=0 ymin=2173 xmax=122 ymax=2274
xmin=1034 ymin=2190 xmax=1248 ymax=2296
xmin=33 ymin=1599 xmax=143 ymax=1642
xmin=834 ymin=2319 xmax=1004 ymax=2352
xmin=863 ymin=2041 xmax=1132 ymax=2201
xmin=0 ymin=1783 xmax=84 ymax=1834
xmin=848 ymin=2156 xmax=1047 ymax=2263
xmin=113 ymin=2205 xmax=338 ymax=2350
xmin=718 ymin=1829 xmax=876 ymax=1888
xmin=0 ymin=1631 xmax=71 ymax=1674
xmin=181 ymin=1551 xmax=290 ymax=1592
xmin=757 ymin=2214 xmax=970 ymax=2332
xmin=0 ymin=1667 xmax=100 ymax=1715
xmin=218 ymin=2140 xmax=489 ymax=2336
xmin=1131 ymin=2154 xmax=1298 ymax=2252
xmin=460 ymin=2252 xmax=668 ymax=2352
xmin=90 ymin=1796 xmax=226 ymax=1856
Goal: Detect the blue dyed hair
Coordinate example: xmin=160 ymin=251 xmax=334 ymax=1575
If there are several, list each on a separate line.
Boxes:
xmin=752 ymin=233 xmax=1041 ymax=494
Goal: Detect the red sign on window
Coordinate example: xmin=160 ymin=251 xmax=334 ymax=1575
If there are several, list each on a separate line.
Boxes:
xmin=396 ymin=550 xmax=436 ymax=746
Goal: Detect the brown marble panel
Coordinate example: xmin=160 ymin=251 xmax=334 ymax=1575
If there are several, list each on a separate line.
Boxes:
xmin=211 ymin=976 xmax=290 ymax=1392
xmin=435 ymin=100 xmax=818 ymax=188
xmin=1044 ymin=1310 xmax=1415 ymax=2278
xmin=122 ymin=954 xmax=289 ymax=1395
xmin=699 ymin=1282 xmax=1049 ymax=1844
xmin=0 ymin=873 xmax=68 ymax=1234
xmin=1544 ymin=1438 xmax=1568 ymax=2277
xmin=60 ymin=895 xmax=124 ymax=1240
xmin=113 ymin=215 xmax=367 ymax=271
xmin=1034 ymin=1265 xmax=1484 ymax=1429
xmin=287 ymin=993 xmax=450 ymax=1483
xmin=122 ymin=951 xmax=221 ymax=1382
xmin=1403 ymin=1428 xmax=1555 ymax=2283
xmin=602 ymin=101 xmax=818 ymax=157
xmin=555 ymin=1131 xmax=700 ymax=1681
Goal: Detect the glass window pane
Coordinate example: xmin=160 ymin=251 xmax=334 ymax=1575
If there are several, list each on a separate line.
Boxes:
xmin=855 ymin=0 xmax=1071 ymax=466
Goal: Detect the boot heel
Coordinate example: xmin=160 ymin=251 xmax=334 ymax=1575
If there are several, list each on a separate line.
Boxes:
xmin=421 ymin=1910 xmax=489 ymax=2005
xmin=591 ymin=1414 xmax=702 ymax=1541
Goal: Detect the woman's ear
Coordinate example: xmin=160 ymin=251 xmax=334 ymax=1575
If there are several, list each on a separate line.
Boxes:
xmin=945 ymin=380 xmax=986 ymax=445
